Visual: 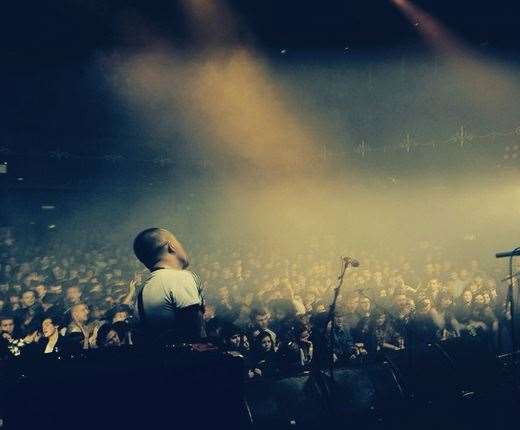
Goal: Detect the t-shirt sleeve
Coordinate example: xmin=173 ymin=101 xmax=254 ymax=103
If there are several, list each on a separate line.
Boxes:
xmin=190 ymin=271 xmax=205 ymax=307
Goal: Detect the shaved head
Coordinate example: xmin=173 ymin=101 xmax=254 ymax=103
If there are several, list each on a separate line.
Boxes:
xmin=133 ymin=228 xmax=190 ymax=270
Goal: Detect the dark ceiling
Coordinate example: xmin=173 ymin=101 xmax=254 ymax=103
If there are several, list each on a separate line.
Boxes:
xmin=2 ymin=0 xmax=520 ymax=66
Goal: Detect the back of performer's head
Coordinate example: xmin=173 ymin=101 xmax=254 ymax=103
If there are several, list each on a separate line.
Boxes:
xmin=133 ymin=228 xmax=190 ymax=270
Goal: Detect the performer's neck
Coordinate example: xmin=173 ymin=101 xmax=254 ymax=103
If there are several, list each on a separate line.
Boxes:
xmin=151 ymin=259 xmax=183 ymax=271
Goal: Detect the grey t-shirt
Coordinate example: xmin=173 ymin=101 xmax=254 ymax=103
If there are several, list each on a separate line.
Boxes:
xmin=137 ymin=268 xmax=204 ymax=330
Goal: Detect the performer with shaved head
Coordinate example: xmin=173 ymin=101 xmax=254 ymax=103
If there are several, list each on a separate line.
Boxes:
xmin=133 ymin=228 xmax=206 ymax=344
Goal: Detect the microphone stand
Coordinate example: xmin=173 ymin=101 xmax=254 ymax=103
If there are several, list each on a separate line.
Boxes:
xmin=325 ymin=257 xmax=353 ymax=383
xmin=497 ymin=247 xmax=520 ymax=354
xmin=507 ymin=248 xmax=519 ymax=354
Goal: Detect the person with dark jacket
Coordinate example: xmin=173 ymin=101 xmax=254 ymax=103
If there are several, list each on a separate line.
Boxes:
xmin=248 ymin=330 xmax=279 ymax=379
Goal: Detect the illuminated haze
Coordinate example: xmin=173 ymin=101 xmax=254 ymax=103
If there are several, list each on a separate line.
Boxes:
xmin=92 ymin=44 xmax=520 ymax=268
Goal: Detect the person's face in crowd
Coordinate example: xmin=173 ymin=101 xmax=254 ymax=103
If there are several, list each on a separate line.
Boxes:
xmin=255 ymin=313 xmax=270 ymax=329
xmin=21 ymin=291 xmax=36 ymax=308
xmin=260 ymin=335 xmax=273 ymax=352
xmin=50 ymin=285 xmax=63 ymax=295
xmin=462 ymin=290 xmax=473 ymax=304
xmin=229 ymin=334 xmax=241 ymax=348
xmin=418 ymin=298 xmax=432 ymax=313
xmin=469 ymin=283 xmax=479 ymax=294
xmin=9 ymin=294 xmax=19 ymax=307
xmin=474 ymin=276 xmax=483 ymax=287
xmin=395 ymin=294 xmax=408 ymax=310
xmin=204 ymin=305 xmax=215 ymax=321
xmin=359 ymin=298 xmax=371 ymax=314
xmin=72 ymin=304 xmax=89 ymax=323
xmin=429 ymin=279 xmax=440 ymax=293
xmin=0 ymin=318 xmax=15 ymax=335
xmin=52 ymin=266 xmax=64 ymax=279
xmin=483 ymin=292 xmax=491 ymax=305
xmin=440 ymin=297 xmax=453 ymax=309
xmin=376 ymin=314 xmax=386 ymax=327
xmin=345 ymin=297 xmax=358 ymax=313
xmin=66 ymin=286 xmax=81 ymax=303
xmin=299 ymin=329 xmax=311 ymax=343
xmin=104 ymin=330 xmax=121 ymax=347
xmin=334 ymin=314 xmax=345 ymax=329
xmin=112 ymin=311 xmax=128 ymax=323
xmin=218 ymin=287 xmax=230 ymax=301
xmin=35 ymin=284 xmax=47 ymax=299
xmin=474 ymin=294 xmax=485 ymax=307
xmin=42 ymin=318 xmax=58 ymax=338
xmin=91 ymin=307 xmax=106 ymax=320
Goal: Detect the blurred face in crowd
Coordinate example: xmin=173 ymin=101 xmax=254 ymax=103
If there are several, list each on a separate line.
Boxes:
xmin=9 ymin=295 xmax=19 ymax=307
xmin=474 ymin=294 xmax=485 ymax=307
xmin=440 ymin=296 xmax=453 ymax=309
xmin=483 ymin=292 xmax=491 ymax=305
xmin=299 ymin=329 xmax=311 ymax=343
xmin=395 ymin=294 xmax=407 ymax=311
xmin=21 ymin=291 xmax=36 ymax=308
xmin=254 ymin=313 xmax=270 ymax=329
xmin=42 ymin=318 xmax=58 ymax=338
xmin=428 ymin=279 xmax=440 ymax=293
xmin=260 ymin=334 xmax=273 ymax=352
xmin=376 ymin=314 xmax=386 ymax=327
xmin=345 ymin=296 xmax=358 ymax=313
xmin=0 ymin=318 xmax=15 ymax=335
xmin=203 ymin=305 xmax=215 ymax=321
xmin=35 ymin=284 xmax=47 ymax=298
xmin=359 ymin=297 xmax=371 ymax=314
xmin=72 ymin=304 xmax=89 ymax=324
xmin=334 ymin=315 xmax=344 ymax=329
xmin=66 ymin=286 xmax=82 ymax=303
xmin=418 ymin=298 xmax=432 ymax=313
xmin=229 ymin=333 xmax=241 ymax=348
xmin=50 ymin=285 xmax=63 ymax=295
xmin=218 ymin=287 xmax=229 ymax=301
xmin=112 ymin=311 xmax=128 ymax=323
xmin=462 ymin=290 xmax=473 ymax=304
xmin=104 ymin=330 xmax=121 ymax=347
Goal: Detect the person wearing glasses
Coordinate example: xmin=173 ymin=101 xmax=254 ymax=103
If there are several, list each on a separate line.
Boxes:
xmin=133 ymin=228 xmax=206 ymax=344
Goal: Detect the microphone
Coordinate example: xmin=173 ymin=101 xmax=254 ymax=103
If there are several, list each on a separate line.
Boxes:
xmin=342 ymin=256 xmax=360 ymax=267
xmin=495 ymin=249 xmax=520 ymax=259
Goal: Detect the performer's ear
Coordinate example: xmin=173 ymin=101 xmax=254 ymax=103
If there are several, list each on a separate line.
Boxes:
xmin=167 ymin=241 xmax=190 ymax=268
xmin=166 ymin=241 xmax=177 ymax=255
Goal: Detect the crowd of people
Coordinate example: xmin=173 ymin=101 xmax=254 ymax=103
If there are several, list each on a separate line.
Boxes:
xmin=0 ymin=229 xmax=515 ymax=381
